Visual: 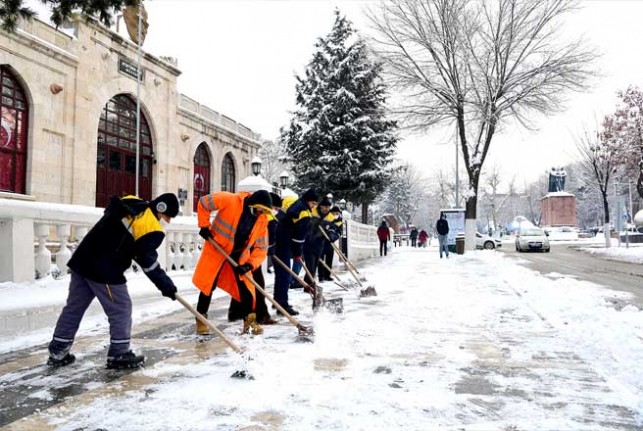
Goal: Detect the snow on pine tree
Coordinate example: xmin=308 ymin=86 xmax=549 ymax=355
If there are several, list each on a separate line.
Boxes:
xmin=280 ymin=10 xmax=397 ymax=223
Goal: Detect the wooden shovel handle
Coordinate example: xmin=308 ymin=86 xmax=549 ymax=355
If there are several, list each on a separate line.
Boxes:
xmin=175 ymin=293 xmax=243 ymax=354
xmin=206 ymin=238 xmax=304 ymax=329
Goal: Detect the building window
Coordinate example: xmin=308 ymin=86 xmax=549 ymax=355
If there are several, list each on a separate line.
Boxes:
xmin=95 ymin=94 xmax=153 ymax=207
xmin=193 ymin=142 xmax=211 ymax=212
xmin=0 ymin=66 xmax=29 ymax=194
xmin=221 ymin=153 xmax=235 ymax=192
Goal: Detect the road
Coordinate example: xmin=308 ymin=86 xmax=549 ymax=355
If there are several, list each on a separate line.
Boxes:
xmin=500 ymin=242 xmax=643 ymax=308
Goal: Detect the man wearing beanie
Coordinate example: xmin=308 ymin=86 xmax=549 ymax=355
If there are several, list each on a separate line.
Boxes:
xmin=193 ymin=190 xmax=271 ymax=335
xmin=302 ymin=197 xmax=335 ymax=285
xmin=47 ymin=193 xmax=180 ymax=370
xmin=318 ymin=205 xmax=343 ymax=281
xmin=228 ymin=191 xmax=283 ymax=325
xmin=273 ymin=187 xmax=319 ymax=315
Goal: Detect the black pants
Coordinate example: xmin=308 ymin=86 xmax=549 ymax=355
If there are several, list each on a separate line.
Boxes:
xmin=379 ymin=239 xmax=388 ymax=256
xmin=318 ymin=241 xmax=334 ymax=280
xmin=303 ymin=242 xmax=324 ymax=285
xmin=228 ymin=267 xmax=271 ymax=321
xmin=197 ymin=266 xmax=253 ymax=318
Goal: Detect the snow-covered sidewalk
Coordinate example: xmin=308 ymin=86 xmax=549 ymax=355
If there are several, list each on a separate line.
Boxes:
xmin=2 ymin=247 xmax=643 ymax=430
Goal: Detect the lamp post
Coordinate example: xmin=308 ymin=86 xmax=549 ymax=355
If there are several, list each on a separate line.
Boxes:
xmin=279 ymin=170 xmax=290 ymax=188
xmin=251 ymin=157 xmax=262 ymax=176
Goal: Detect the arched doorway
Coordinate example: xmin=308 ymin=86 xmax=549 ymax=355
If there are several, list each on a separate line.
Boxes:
xmin=221 ymin=153 xmax=236 ymax=192
xmin=96 ymin=94 xmax=153 ymax=207
xmin=0 ymin=66 xmax=29 ymax=194
xmin=193 ymin=142 xmax=211 ymax=212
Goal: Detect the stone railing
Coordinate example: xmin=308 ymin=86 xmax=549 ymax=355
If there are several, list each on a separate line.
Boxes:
xmin=346 ymin=219 xmax=379 ymax=262
xmin=0 ymin=199 xmax=202 ymax=283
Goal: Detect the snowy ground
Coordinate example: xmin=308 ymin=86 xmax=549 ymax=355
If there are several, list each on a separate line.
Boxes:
xmin=1 ymin=245 xmax=643 ymax=430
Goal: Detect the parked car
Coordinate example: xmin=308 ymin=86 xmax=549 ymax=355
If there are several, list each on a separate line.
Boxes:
xmin=515 ymin=227 xmax=550 ymax=252
xmin=475 ymin=232 xmax=502 ymax=250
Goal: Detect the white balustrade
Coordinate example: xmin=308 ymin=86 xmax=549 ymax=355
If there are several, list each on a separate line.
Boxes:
xmin=183 ymin=234 xmax=193 ymax=269
xmin=173 ymin=232 xmax=184 ymax=270
xmin=0 ymin=198 xmax=202 ymax=283
xmin=34 ymin=223 xmax=52 ymax=278
xmin=55 ymin=224 xmax=72 ymax=273
xmin=165 ymin=231 xmax=175 ymax=271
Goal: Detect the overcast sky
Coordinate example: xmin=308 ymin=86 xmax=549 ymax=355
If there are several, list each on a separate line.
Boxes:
xmin=131 ymin=0 xmax=643 ymax=188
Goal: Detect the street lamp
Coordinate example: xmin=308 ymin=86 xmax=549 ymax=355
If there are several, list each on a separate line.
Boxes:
xmin=251 ymin=157 xmax=262 ymax=176
xmin=279 ymin=170 xmax=290 ymax=188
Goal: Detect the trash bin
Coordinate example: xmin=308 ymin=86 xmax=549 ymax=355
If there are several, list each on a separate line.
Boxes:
xmin=455 ymin=234 xmax=465 ymax=255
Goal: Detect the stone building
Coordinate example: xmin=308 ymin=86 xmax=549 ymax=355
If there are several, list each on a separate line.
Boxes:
xmin=0 ymin=15 xmax=261 ymax=214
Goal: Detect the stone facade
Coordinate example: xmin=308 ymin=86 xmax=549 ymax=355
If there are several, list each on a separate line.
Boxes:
xmin=540 ymin=192 xmax=577 ymax=227
xmin=0 ymin=15 xmax=260 ymax=214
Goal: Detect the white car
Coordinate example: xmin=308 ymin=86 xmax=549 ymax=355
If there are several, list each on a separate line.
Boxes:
xmin=475 ymin=232 xmax=502 ymax=250
xmin=515 ymin=228 xmax=550 ymax=252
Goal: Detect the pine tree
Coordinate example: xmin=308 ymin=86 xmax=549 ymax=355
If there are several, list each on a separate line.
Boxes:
xmin=280 ymin=10 xmax=397 ymax=222
xmin=0 ymin=0 xmax=138 ymax=33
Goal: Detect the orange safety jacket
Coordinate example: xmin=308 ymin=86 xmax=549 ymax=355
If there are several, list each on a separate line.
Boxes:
xmin=192 ymin=191 xmax=269 ymax=306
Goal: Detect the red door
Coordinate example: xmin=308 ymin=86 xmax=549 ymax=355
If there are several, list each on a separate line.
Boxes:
xmin=0 ymin=67 xmax=28 ymax=194
xmin=96 ymin=95 xmax=153 ymax=207
xmin=193 ymin=143 xmax=211 ymax=212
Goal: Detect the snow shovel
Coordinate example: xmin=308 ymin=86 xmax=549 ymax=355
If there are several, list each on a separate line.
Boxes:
xmin=317 ymin=259 xmax=354 ymax=291
xmin=175 ymin=294 xmax=252 ymax=379
xmin=274 ymin=256 xmax=343 ymax=314
xmin=318 ymin=226 xmax=377 ymax=297
xmin=206 ymin=238 xmax=314 ymax=340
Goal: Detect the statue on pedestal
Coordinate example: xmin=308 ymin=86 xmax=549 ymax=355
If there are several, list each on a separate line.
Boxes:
xmin=548 ymin=167 xmax=566 ymax=193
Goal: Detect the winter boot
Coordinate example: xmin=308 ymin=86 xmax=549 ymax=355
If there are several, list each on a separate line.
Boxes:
xmin=47 ymin=352 xmax=76 ymax=368
xmin=106 ymin=350 xmax=145 ymax=370
xmin=196 ymin=313 xmax=211 ymax=335
xmin=242 ymin=313 xmax=264 ymax=335
xmin=275 ymin=304 xmax=299 ymax=316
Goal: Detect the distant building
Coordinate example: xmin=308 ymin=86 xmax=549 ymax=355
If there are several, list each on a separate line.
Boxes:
xmin=0 ymin=15 xmax=261 ymax=214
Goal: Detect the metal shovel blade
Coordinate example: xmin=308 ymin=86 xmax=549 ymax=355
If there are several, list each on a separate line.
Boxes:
xmin=359 ymin=286 xmax=378 ymax=297
xmin=324 ymin=297 xmax=344 ymax=314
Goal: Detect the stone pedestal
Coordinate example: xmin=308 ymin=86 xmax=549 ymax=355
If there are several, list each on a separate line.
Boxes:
xmin=540 ymin=192 xmax=577 ymax=227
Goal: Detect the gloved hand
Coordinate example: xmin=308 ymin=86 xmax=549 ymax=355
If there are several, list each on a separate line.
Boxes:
xmin=234 ymin=263 xmax=252 ymax=275
xmin=158 ymin=280 xmax=177 ymax=300
xmin=199 ymin=227 xmax=213 ymax=241
xmin=293 ymin=255 xmax=302 ymax=262
xmin=328 ymin=231 xmax=340 ymax=243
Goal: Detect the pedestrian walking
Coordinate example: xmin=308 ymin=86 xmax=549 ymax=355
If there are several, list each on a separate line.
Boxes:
xmin=47 ymin=193 xmax=180 ymax=369
xmin=193 ymin=190 xmax=272 ymax=336
xmin=377 ymin=220 xmax=391 ymax=256
xmin=418 ymin=229 xmax=428 ymax=248
xmin=409 ymin=227 xmax=419 ymax=247
xmin=436 ymin=212 xmax=450 ymax=258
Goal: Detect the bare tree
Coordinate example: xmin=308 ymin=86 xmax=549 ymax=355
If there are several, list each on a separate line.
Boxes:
xmin=368 ymin=0 xmax=596 ymax=246
xmin=612 ymin=87 xmax=643 ymax=199
xmin=257 ymin=139 xmax=290 ymax=187
xmin=479 ymin=164 xmax=516 ymax=232
xmin=576 ymin=118 xmax=620 ymax=244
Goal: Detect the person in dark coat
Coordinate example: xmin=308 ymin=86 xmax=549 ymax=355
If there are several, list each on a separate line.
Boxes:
xmin=318 ymin=205 xmax=343 ymax=281
xmin=436 ymin=212 xmax=450 ymax=258
xmin=47 ymin=194 xmax=180 ymax=369
xmin=273 ymin=188 xmax=318 ymax=316
xmin=376 ymin=220 xmax=391 ymax=256
xmin=409 ymin=227 xmax=419 ymax=247
xmin=302 ymin=197 xmax=335 ymax=285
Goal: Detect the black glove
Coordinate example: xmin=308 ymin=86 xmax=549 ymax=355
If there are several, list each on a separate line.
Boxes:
xmin=234 ymin=263 xmax=252 ymax=275
xmin=158 ymin=280 xmax=177 ymax=301
xmin=199 ymin=227 xmax=213 ymax=241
